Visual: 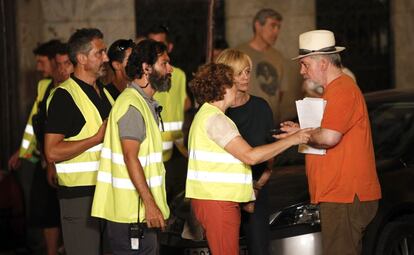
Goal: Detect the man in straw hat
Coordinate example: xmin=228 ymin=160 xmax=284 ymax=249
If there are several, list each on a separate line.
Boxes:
xmin=279 ymin=30 xmax=381 ymax=255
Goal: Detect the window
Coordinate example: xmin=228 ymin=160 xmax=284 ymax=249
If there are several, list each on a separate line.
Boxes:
xmin=316 ymin=0 xmax=393 ymax=92
xmin=370 ymin=102 xmax=414 ymax=161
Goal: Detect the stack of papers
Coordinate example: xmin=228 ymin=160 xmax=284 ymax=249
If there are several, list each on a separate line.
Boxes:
xmin=295 ymin=97 xmax=327 ymax=155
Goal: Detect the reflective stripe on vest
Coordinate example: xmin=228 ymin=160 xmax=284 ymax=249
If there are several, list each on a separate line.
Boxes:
xmin=56 ymin=161 xmax=99 ymax=173
xmin=92 ymin=87 xmax=169 ymax=224
xmin=187 ymin=169 xmax=252 ymax=184
xmin=55 ymin=143 xmax=103 ymax=173
xmin=25 ymin=124 xmax=34 ymax=135
xmin=49 ymin=78 xmax=113 ymax=187
xmin=21 ymin=124 xmax=36 ymax=149
xmin=97 ymin=171 xmax=163 ymax=190
xmin=162 ymin=141 xmax=173 ymax=151
xmin=21 ymin=140 xmax=30 ymax=149
xmin=185 ymin=103 xmax=254 ymax=203
xmin=160 ymin=121 xmax=183 ymax=132
xmin=189 ymin=149 xmax=243 ymax=163
xmin=21 ymin=124 xmax=34 ymax=150
xmin=100 ymin=147 xmax=163 ymax=168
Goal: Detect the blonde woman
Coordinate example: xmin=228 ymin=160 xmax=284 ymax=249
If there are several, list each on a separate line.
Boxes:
xmin=215 ymin=49 xmax=274 ymax=255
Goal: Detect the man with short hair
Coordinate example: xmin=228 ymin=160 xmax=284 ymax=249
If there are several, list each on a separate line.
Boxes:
xmin=147 ymin=25 xmax=191 ymax=203
xmin=92 ymin=39 xmax=172 ymax=254
xmin=34 ymin=40 xmax=56 ymax=79
xmin=45 ymin=28 xmax=113 ymax=255
xmin=54 ymin=43 xmax=74 ymax=85
xmin=44 ymin=42 xmax=74 ymax=188
xmin=282 ymin=30 xmax=381 ymax=255
xmin=236 ymin=8 xmax=287 ymax=124
xmin=106 ymin=39 xmax=134 ymax=99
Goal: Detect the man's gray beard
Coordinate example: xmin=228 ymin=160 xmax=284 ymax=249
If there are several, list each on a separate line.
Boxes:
xmin=149 ymin=72 xmax=171 ymax=92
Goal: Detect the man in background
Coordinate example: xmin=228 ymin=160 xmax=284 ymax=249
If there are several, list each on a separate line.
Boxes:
xmin=147 ymin=25 xmax=191 ymax=204
xmin=31 ymin=41 xmax=73 ymax=255
xmin=7 ymin=39 xmax=63 ymax=254
xmin=236 ymin=8 xmax=287 ymax=125
xmin=8 ymin=40 xmax=58 ymax=169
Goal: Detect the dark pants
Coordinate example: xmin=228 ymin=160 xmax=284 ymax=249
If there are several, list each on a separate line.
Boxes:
xmin=242 ymin=185 xmax=270 ymax=255
xmin=164 ymin=147 xmax=187 ymax=204
xmin=107 ymin=221 xmax=159 ymax=255
xmin=30 ymin=162 xmax=60 ymax=228
xmin=59 ymin=196 xmax=104 ymax=255
xmin=320 ymin=196 xmax=378 ymax=255
xmin=15 ymin=159 xmax=44 ymax=253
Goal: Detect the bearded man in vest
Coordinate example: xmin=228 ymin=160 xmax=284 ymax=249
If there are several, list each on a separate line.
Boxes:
xmin=45 ymin=28 xmax=113 ymax=255
xmin=147 ymin=25 xmax=191 ymax=205
xmin=92 ymin=39 xmax=172 ymax=255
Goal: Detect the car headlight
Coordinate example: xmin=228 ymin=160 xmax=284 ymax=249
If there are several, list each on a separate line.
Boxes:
xmin=269 ymin=202 xmax=320 ymax=228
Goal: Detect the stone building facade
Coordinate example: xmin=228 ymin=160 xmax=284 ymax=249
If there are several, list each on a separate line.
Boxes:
xmin=15 ymin=0 xmax=414 ymax=123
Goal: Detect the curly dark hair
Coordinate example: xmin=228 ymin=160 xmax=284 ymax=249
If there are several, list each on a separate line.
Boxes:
xmin=126 ymin=39 xmax=167 ymax=80
xmin=189 ymin=63 xmax=234 ymax=105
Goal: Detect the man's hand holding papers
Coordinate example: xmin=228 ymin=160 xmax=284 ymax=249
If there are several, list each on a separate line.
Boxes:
xmin=295 ymin=97 xmax=326 ymax=155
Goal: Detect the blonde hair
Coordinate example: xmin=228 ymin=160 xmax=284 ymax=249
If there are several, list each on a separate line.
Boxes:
xmin=215 ymin=49 xmax=252 ymax=75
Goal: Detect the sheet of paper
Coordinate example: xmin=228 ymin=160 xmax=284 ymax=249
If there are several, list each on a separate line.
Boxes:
xmin=295 ymin=97 xmax=327 ymax=155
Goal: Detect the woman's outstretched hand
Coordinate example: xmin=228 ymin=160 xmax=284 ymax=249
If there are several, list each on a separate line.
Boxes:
xmin=273 ymin=121 xmax=300 ymax=139
xmin=275 ymin=126 xmax=313 ymax=145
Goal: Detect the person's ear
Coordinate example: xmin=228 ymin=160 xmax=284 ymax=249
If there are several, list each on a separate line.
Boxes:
xmin=142 ymin=63 xmax=152 ymax=75
xmin=112 ymin=61 xmax=122 ymax=71
xmin=254 ymin=21 xmax=262 ymax=33
xmin=320 ymin=58 xmax=329 ymax=71
xmin=76 ymin=53 xmax=87 ymax=65
xmin=50 ymin=58 xmax=57 ymax=68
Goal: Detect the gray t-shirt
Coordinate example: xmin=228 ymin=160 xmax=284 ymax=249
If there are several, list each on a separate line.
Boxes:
xmin=236 ymin=43 xmax=287 ymax=124
xmin=118 ymin=82 xmax=160 ymax=142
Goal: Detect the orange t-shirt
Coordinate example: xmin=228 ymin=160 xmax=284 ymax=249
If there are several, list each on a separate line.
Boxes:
xmin=306 ymin=75 xmax=381 ymax=204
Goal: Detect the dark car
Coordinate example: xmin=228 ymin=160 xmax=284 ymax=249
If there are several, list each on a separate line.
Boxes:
xmin=160 ymin=89 xmax=414 ymax=255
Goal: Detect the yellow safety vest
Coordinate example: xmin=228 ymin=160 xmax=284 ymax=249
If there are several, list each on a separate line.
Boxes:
xmin=47 ymin=78 xmax=114 ymax=187
xmin=19 ymin=79 xmax=52 ymax=161
xmin=185 ymin=103 xmax=254 ymax=203
xmin=92 ymin=87 xmax=170 ymax=223
xmin=153 ymin=67 xmax=187 ymax=161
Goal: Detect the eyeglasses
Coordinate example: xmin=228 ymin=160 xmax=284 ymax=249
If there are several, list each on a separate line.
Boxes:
xmin=116 ymin=39 xmax=134 ymax=52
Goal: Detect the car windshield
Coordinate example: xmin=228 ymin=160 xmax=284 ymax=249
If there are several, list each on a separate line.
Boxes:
xmin=369 ymin=102 xmax=414 ymax=161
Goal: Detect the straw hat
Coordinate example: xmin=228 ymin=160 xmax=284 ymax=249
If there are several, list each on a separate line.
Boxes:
xmin=292 ymin=30 xmax=345 ymax=60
